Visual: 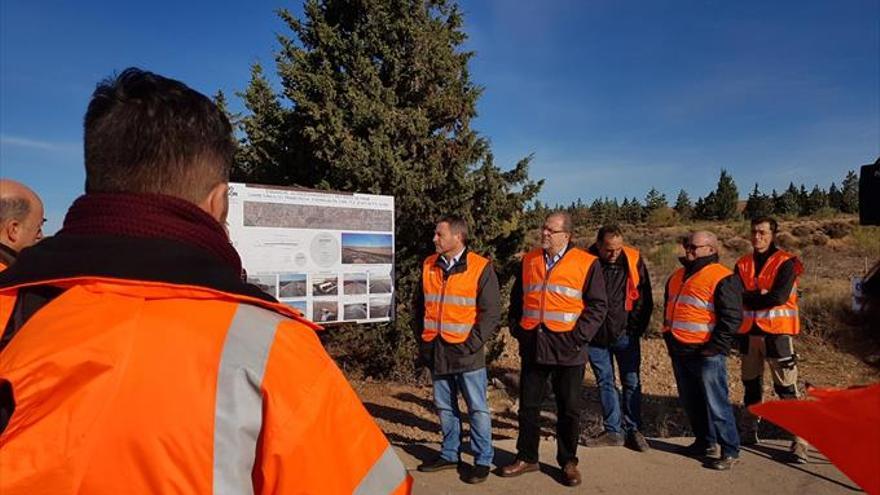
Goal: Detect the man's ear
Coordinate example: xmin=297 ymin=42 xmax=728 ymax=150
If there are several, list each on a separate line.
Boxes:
xmin=5 ymin=220 xmax=20 ymax=245
xmin=198 ymin=183 xmax=230 ymax=224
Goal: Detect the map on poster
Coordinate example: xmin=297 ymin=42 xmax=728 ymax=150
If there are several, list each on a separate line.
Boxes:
xmin=227 ymin=182 xmax=394 ymax=324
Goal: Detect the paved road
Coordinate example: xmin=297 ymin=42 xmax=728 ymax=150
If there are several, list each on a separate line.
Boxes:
xmin=395 ymin=437 xmax=861 ymax=494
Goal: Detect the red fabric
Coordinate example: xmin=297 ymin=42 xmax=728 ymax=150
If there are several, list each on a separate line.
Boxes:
xmin=750 ymin=383 xmax=880 ymax=494
xmin=60 ymin=193 xmax=241 ymax=274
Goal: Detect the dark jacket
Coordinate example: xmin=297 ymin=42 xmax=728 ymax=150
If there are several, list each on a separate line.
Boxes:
xmin=663 ymin=254 xmax=743 ymax=357
xmin=0 ymin=243 xmax=17 ymax=269
xmin=509 ymin=244 xmax=608 ymax=366
xmin=413 ymin=248 xmax=501 ymax=376
xmin=587 ymin=244 xmax=653 ymax=346
xmin=737 ymin=243 xmax=798 ymax=336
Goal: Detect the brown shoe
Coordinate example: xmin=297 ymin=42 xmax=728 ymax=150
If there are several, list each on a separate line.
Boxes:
xmin=499 ymin=459 xmax=539 ymax=477
xmin=562 ymin=461 xmax=582 ymax=487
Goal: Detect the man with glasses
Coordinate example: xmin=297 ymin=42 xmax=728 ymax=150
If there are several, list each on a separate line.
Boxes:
xmin=663 ymin=231 xmax=742 ymax=470
xmin=500 ymin=211 xmax=607 ymax=486
xmin=735 ymin=216 xmax=809 ymax=463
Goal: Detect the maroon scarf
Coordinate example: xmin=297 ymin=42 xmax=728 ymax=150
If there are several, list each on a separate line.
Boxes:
xmin=60 ymin=193 xmax=241 ymax=274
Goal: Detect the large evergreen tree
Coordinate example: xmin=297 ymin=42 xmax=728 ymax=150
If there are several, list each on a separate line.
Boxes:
xmin=774 ymin=182 xmax=801 ymax=217
xmin=713 ymin=169 xmax=739 ymax=220
xmin=743 ymin=183 xmax=774 ymax=220
xmin=674 ymin=189 xmax=693 ymax=221
xmin=840 ymin=170 xmax=859 ymax=213
xmin=234 ymin=0 xmax=542 ymax=377
xmin=644 ymin=187 xmax=667 ymax=212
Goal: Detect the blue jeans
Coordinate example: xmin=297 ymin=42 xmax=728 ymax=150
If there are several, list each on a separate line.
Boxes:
xmin=588 ymin=333 xmax=642 ymax=434
xmin=671 ymin=353 xmax=740 ymax=458
xmin=433 ymin=368 xmax=494 ymax=466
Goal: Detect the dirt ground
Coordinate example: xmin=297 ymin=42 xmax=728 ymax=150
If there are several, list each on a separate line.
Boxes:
xmin=353 ymin=329 xmax=880 ymax=446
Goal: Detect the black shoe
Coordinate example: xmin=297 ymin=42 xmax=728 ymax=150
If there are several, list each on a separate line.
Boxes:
xmin=417 ymin=457 xmax=459 ymax=473
xmin=625 ymin=431 xmax=651 ymax=452
xmin=463 ymin=464 xmax=490 ymax=484
xmin=680 ymin=441 xmax=719 ymax=458
xmin=709 ymin=455 xmax=739 ymax=471
xmin=585 ymin=431 xmax=625 ymax=447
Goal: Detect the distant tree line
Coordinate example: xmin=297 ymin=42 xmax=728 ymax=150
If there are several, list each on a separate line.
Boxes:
xmin=535 ymin=169 xmax=860 ymax=227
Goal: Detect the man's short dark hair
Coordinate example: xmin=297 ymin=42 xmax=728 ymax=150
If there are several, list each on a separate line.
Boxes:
xmin=437 ymin=215 xmax=468 ymax=243
xmin=751 ymin=216 xmax=778 ymax=234
xmin=0 ymin=197 xmax=31 ymax=225
xmin=84 ymin=67 xmax=235 ymax=203
xmin=596 ymin=224 xmax=624 ymax=243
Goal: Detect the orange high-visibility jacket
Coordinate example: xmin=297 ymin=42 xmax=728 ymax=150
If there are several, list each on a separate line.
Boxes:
xmin=663 ymin=263 xmax=733 ymax=344
xmin=0 ymin=277 xmax=412 ymax=495
xmin=422 ymin=251 xmax=489 ymax=344
xmin=520 ymin=247 xmax=596 ymax=332
xmin=621 ymin=245 xmax=641 ymax=311
xmin=736 ymin=250 xmax=802 ymax=335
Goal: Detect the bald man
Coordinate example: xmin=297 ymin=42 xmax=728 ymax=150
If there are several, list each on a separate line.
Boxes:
xmin=0 ymin=179 xmax=45 ymax=270
xmin=662 ymin=231 xmax=742 ymax=470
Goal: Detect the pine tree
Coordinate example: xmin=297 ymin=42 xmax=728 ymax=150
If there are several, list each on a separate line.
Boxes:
xmin=804 ymin=185 xmax=829 ymax=216
xmin=743 ymin=183 xmax=774 ymax=219
xmin=233 ymin=0 xmax=542 ymax=377
xmin=797 ymin=184 xmax=810 ymax=216
xmin=774 ymin=182 xmax=800 ymax=217
xmin=828 ymin=182 xmax=843 ymax=210
xmin=644 ymin=187 xmax=668 ymax=212
xmin=840 ymin=170 xmax=859 ymax=213
xmin=674 ymin=189 xmax=693 ymax=221
xmin=713 ymin=169 xmax=739 ymax=220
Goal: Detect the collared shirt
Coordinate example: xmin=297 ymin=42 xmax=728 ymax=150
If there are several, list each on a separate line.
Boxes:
xmin=544 ymin=244 xmax=567 ymax=271
xmin=441 ymin=247 xmax=466 ymax=272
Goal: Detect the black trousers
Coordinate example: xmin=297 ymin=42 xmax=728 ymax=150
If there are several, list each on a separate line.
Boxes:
xmin=516 ymin=361 xmax=586 ymax=466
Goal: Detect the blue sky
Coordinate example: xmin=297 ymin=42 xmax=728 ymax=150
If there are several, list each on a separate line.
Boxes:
xmin=342 ymin=233 xmax=393 ymax=249
xmin=1 ymin=0 xmax=878 ymax=234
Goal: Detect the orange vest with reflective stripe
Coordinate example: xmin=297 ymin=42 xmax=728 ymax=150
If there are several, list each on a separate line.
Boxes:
xmin=622 ymin=245 xmax=641 ymax=311
xmin=663 ymin=263 xmax=732 ymax=344
xmin=520 ymin=247 xmax=595 ymax=332
xmin=736 ymin=250 xmax=802 ymax=335
xmin=422 ymin=251 xmax=489 ymax=344
xmin=0 ymin=277 xmax=412 ymax=495
xmin=0 ymin=261 xmax=7 ymax=272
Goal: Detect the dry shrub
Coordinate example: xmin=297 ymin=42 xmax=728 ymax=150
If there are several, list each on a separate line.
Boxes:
xmin=811 ymin=232 xmax=830 ymax=246
xmin=647 ymin=207 xmax=677 ymax=227
xmin=724 ymin=236 xmax=752 ymax=253
xmin=775 ymin=231 xmax=800 ymax=250
xmin=646 ymin=242 xmax=681 ymax=275
xmin=792 ymin=224 xmax=814 ymax=237
xmin=822 ymin=221 xmax=853 ymax=240
xmin=852 ymin=226 xmax=880 ymax=258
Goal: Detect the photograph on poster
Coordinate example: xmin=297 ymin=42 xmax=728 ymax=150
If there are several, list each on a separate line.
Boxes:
xmin=342 ymin=233 xmax=393 ymax=264
xmin=344 ymin=303 xmax=368 ymax=320
xmin=247 ymin=274 xmax=278 ymax=298
xmin=369 ymin=275 xmax=392 ymax=294
xmin=369 ymin=296 xmax=392 ymax=319
xmin=285 ymin=300 xmax=308 ymax=315
xmin=312 ymin=275 xmax=339 ymax=296
xmin=343 ymin=273 xmax=368 ymax=294
xmin=313 ymin=300 xmax=339 ymax=323
xmin=279 ymin=273 xmax=307 ymax=298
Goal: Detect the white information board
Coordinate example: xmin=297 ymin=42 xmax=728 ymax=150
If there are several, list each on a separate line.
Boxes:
xmin=227 ymin=183 xmax=394 ymax=324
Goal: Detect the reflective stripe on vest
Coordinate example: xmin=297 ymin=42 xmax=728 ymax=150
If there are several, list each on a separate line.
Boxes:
xmin=663 ymin=263 xmax=732 ymax=345
xmin=214 ymin=303 xmax=283 ymax=495
xmin=519 ymin=247 xmax=595 ymax=332
xmin=354 ymin=444 xmax=410 ymax=495
xmin=622 ymin=245 xmax=641 ymax=311
xmin=736 ymin=250 xmax=802 ymax=335
xmin=422 ymin=251 xmax=490 ymax=344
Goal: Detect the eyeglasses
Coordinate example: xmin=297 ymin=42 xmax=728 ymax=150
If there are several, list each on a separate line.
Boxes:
xmin=542 ymin=227 xmax=568 ymax=235
xmin=683 ymin=243 xmax=710 ymax=252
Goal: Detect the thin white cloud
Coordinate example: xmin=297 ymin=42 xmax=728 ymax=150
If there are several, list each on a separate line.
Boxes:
xmin=0 ymin=135 xmax=80 ymax=152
